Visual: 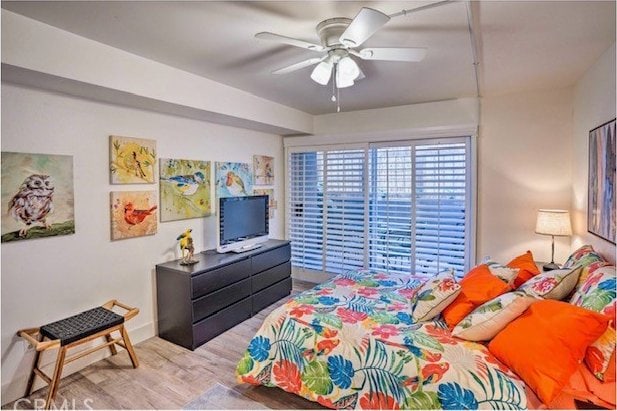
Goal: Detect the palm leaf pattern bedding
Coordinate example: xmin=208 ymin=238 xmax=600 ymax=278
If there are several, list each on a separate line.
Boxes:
xmin=237 ymin=270 xmax=527 ymax=409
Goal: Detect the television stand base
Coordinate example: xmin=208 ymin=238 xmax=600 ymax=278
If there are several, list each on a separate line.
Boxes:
xmin=231 ymin=244 xmax=263 ymax=253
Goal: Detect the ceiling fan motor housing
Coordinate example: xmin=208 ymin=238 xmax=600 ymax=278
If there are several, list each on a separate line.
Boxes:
xmin=316 ymin=18 xmax=352 ymax=48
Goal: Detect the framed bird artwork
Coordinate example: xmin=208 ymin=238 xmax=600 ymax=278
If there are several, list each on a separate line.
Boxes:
xmin=159 ymin=158 xmax=212 ymax=222
xmin=215 ymin=162 xmax=253 ymax=198
xmin=110 ymin=191 xmax=158 ymax=240
xmin=109 ymin=135 xmax=156 ymax=184
xmin=1 ymin=152 xmax=75 ymax=242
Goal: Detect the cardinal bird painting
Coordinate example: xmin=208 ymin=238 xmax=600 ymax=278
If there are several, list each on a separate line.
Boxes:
xmin=159 ymin=158 xmax=211 ymax=221
xmin=215 ymin=162 xmax=253 ymax=198
xmin=110 ymin=191 xmax=157 ymax=240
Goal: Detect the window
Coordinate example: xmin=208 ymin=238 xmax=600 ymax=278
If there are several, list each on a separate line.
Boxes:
xmin=288 ymin=137 xmax=473 ymax=277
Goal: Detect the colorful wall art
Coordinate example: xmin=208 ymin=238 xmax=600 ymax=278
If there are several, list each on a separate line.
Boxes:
xmin=1 ymin=152 xmax=75 ymax=242
xmin=253 ymin=188 xmax=277 ymax=219
xmin=159 ymin=158 xmax=212 ymax=221
xmin=110 ymin=135 xmax=156 ymax=184
xmin=588 ymin=119 xmax=616 ymax=243
xmin=253 ymin=155 xmax=274 ymax=186
xmin=215 ymin=162 xmax=253 ymax=198
xmin=110 ymin=190 xmax=158 ymax=240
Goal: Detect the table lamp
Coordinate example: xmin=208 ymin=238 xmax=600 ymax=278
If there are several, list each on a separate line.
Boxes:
xmin=535 ymin=209 xmax=572 ymax=271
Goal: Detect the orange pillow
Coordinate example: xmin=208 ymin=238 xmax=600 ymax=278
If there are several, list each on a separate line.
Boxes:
xmin=488 ymin=300 xmax=609 ymax=405
xmin=442 ymin=264 xmax=510 ymax=328
xmin=508 ymin=250 xmax=541 ymax=287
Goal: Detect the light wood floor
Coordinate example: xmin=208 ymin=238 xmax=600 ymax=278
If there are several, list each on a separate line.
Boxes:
xmin=5 ymin=279 xmax=324 ymax=410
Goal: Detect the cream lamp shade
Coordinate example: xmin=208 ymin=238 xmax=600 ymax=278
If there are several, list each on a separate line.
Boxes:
xmin=535 ymin=209 xmax=572 ymax=236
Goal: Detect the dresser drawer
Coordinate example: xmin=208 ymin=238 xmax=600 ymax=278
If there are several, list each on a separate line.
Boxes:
xmin=191 ymin=258 xmax=250 ymax=298
xmin=192 ymin=278 xmax=251 ymax=322
xmin=252 ymin=244 xmax=291 ymax=274
xmin=252 ymin=277 xmax=292 ymax=314
xmin=252 ymin=261 xmax=291 ymax=293
xmin=192 ymin=297 xmax=251 ymax=349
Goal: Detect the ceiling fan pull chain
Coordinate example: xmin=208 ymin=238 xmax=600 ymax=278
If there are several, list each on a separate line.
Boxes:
xmin=331 ymin=76 xmax=336 ymax=102
xmin=337 ymin=87 xmax=341 ymax=112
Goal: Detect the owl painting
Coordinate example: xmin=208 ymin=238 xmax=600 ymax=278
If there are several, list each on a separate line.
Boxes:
xmin=9 ymin=174 xmax=55 ymax=236
xmin=1 ymin=152 xmax=75 ymax=242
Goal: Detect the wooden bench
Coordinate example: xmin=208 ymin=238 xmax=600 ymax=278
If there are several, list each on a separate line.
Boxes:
xmin=17 ymin=300 xmax=139 ymax=410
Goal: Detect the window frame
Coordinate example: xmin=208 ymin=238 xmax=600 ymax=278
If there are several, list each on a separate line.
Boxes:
xmin=285 ymin=135 xmax=477 ymax=277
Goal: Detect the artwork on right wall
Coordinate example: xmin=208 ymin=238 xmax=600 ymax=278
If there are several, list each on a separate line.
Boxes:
xmin=110 ymin=135 xmax=156 ymax=184
xmin=110 ymin=190 xmax=158 ymax=240
xmin=588 ymin=118 xmax=616 ymax=244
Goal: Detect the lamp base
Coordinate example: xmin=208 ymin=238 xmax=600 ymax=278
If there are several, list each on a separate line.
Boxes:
xmin=543 ymin=262 xmax=560 ymax=271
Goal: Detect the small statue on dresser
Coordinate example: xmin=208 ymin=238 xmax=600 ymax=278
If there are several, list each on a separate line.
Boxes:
xmin=177 ymin=228 xmax=197 ymax=265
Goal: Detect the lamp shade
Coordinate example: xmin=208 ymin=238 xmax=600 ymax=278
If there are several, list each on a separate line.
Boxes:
xmin=311 ymin=61 xmax=333 ymax=85
xmin=535 ymin=209 xmax=572 ymax=236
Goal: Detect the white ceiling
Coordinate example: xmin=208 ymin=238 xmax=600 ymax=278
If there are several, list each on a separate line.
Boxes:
xmin=2 ymin=1 xmax=615 ymax=115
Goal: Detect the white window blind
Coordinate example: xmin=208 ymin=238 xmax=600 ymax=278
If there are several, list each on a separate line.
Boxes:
xmin=288 ymin=137 xmax=472 ymax=277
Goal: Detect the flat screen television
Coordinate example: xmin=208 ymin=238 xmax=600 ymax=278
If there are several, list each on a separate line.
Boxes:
xmin=216 ymin=195 xmax=269 ymax=253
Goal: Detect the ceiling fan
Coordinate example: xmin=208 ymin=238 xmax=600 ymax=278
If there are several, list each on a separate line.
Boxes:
xmin=255 ymin=7 xmax=428 ymax=89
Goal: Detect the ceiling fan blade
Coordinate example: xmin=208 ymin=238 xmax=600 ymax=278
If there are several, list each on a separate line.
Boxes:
xmin=339 ymin=8 xmax=390 ymax=48
xmin=272 ymin=57 xmax=325 ymax=74
xmin=255 ymin=32 xmax=324 ymax=52
xmin=356 ymin=47 xmax=427 ymax=62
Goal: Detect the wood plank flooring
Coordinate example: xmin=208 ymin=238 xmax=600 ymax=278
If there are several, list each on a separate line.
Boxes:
xmin=4 ymin=279 xmax=324 ymax=410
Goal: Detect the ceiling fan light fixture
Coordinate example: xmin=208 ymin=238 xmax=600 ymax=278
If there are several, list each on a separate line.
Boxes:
xmin=335 ymin=66 xmax=355 ymax=88
xmin=311 ymin=61 xmax=333 ymax=85
xmin=337 ymin=56 xmax=360 ymax=81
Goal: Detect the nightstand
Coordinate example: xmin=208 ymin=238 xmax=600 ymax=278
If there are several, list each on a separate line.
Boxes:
xmin=535 ymin=261 xmax=563 ymax=272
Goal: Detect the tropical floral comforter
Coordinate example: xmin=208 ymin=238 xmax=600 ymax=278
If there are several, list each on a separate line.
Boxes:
xmin=236 ymin=270 xmax=527 ymax=409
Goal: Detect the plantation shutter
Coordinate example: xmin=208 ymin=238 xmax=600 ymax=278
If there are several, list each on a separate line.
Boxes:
xmin=323 ymin=149 xmax=366 ymax=272
xmin=288 ymin=151 xmax=324 ymax=271
xmin=414 ymin=142 xmax=468 ymax=276
xmin=368 ymin=146 xmax=414 ymax=274
xmin=288 ymin=137 xmax=472 ymax=277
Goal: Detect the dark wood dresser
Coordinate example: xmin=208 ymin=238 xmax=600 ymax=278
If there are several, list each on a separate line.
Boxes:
xmin=155 ymin=239 xmax=291 ymax=350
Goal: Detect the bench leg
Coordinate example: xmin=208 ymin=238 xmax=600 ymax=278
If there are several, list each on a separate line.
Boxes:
xmin=120 ymin=325 xmax=139 ymax=368
xmin=25 ymin=335 xmax=43 ymax=397
xmin=105 ymin=333 xmax=118 ymax=356
xmin=45 ymin=347 xmax=67 ymax=410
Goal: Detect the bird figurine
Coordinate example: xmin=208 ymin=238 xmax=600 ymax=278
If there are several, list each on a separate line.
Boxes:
xmin=177 ymin=228 xmax=197 ymax=265
xmin=8 ymin=174 xmax=55 ymax=237
xmin=162 ymin=171 xmax=205 ymax=196
xmin=225 ymin=171 xmax=247 ymax=196
xmin=123 ymin=202 xmax=157 ymax=226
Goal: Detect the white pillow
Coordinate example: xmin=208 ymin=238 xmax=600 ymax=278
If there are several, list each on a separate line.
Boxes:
xmin=452 ymin=291 xmax=538 ymax=341
xmin=485 ymin=260 xmax=519 ymax=285
xmin=517 ymin=266 xmax=582 ymax=300
xmin=411 ymin=269 xmax=461 ymax=322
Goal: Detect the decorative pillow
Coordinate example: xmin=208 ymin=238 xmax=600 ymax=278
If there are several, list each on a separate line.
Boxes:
xmin=576 ymin=260 xmax=614 ymax=292
xmin=411 ymin=269 xmax=461 ymax=322
xmin=488 ymin=300 xmax=610 ymax=405
xmin=564 ymin=245 xmax=606 ymax=269
xmin=507 ymin=250 xmax=541 ymax=287
xmin=442 ymin=264 xmax=510 ymax=328
xmin=452 ymin=291 xmax=538 ymax=341
xmin=517 ymin=266 xmax=582 ymax=300
xmin=570 ymin=265 xmax=617 ymax=382
xmin=485 ymin=261 xmax=519 ymax=285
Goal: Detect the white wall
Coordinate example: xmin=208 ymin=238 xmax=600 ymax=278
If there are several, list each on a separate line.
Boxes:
xmin=0 ymin=83 xmax=285 ymax=403
xmin=477 ymin=87 xmax=574 ymax=264
xmin=571 ymin=45 xmax=616 ymax=263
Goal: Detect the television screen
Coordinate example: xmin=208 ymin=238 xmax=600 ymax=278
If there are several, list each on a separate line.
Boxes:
xmin=219 ymin=195 xmax=269 ymax=247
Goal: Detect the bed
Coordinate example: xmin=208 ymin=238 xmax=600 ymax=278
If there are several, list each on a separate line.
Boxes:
xmin=236 ymin=269 xmax=529 ymax=409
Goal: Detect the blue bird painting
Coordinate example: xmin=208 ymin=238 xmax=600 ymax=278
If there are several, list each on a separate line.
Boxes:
xmin=162 ymin=171 xmax=205 ymax=196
